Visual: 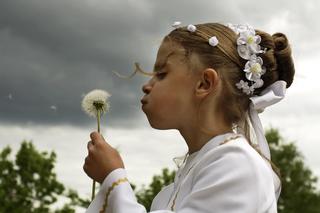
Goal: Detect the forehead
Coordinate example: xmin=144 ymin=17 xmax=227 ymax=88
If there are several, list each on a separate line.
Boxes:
xmin=154 ymin=40 xmax=187 ymax=70
xmin=154 ymin=40 xmax=204 ymax=76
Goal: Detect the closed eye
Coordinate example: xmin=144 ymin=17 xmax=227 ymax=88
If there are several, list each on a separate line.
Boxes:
xmin=156 ymin=72 xmax=167 ymax=79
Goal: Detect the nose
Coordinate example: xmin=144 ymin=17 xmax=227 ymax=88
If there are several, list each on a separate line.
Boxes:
xmin=142 ymin=79 xmax=153 ymax=94
xmin=142 ymin=81 xmax=152 ymax=94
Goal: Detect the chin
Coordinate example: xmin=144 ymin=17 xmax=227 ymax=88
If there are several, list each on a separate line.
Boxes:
xmin=147 ymin=118 xmax=175 ymax=130
xmin=143 ymin=108 xmax=177 ymax=130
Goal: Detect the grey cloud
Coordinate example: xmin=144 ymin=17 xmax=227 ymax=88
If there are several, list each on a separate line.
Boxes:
xmin=0 ymin=0 xmax=152 ymax=127
xmin=0 ymin=0 xmax=319 ymax=127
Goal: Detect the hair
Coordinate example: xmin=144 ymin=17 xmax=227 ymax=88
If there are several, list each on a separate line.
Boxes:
xmin=163 ymin=23 xmax=295 ymax=178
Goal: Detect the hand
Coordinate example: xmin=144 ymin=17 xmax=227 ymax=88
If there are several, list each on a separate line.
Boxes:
xmin=83 ymin=131 xmax=125 ymax=183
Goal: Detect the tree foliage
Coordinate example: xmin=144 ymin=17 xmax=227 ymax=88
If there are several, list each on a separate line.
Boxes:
xmin=267 ymin=128 xmax=320 ymax=213
xmin=0 ymin=141 xmax=89 ymax=213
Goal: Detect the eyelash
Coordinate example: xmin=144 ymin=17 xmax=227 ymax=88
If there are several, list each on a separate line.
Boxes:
xmin=156 ymin=72 xmax=167 ymax=79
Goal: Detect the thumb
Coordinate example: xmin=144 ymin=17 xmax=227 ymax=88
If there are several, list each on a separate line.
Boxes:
xmin=89 ymin=132 xmax=112 ymax=149
xmin=90 ymin=131 xmax=105 ymax=144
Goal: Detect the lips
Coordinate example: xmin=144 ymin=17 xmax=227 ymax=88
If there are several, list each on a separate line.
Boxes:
xmin=140 ymin=98 xmax=148 ymax=105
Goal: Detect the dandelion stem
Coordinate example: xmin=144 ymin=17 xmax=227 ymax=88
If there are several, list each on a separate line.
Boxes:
xmin=91 ymin=180 xmax=96 ymax=201
xmin=97 ymin=109 xmax=100 ymax=133
xmin=91 ymin=109 xmax=101 ymax=201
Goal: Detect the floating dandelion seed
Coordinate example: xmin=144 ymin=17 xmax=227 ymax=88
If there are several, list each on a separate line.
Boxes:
xmin=8 ymin=93 xmax=13 ymax=100
xmin=50 ymin=105 xmax=57 ymax=111
xmin=81 ymin=89 xmax=111 ymax=201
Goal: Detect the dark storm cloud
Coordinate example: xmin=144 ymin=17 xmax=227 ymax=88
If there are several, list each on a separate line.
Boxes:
xmin=0 ymin=0 xmax=155 ymax=127
xmin=0 ymin=0 xmax=319 ymax=127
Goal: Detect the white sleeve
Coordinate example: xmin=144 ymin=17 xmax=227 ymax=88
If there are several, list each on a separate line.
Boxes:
xmin=86 ymin=168 xmax=174 ymax=213
xmin=86 ymin=145 xmax=275 ymax=213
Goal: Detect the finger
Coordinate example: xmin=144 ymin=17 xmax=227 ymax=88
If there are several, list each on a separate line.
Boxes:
xmin=90 ymin=131 xmax=102 ymax=142
xmin=87 ymin=142 xmax=95 ymax=157
xmin=84 ymin=155 xmax=91 ymax=166
xmin=87 ymin=141 xmax=94 ymax=149
xmin=90 ymin=132 xmax=108 ymax=147
xmin=83 ymin=159 xmax=90 ymax=175
xmin=83 ymin=161 xmax=88 ymax=173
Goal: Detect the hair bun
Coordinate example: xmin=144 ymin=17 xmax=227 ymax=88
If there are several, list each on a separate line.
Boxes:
xmin=272 ymin=33 xmax=295 ymax=88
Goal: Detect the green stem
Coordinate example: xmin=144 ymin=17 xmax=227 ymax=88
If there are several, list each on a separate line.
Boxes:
xmin=91 ymin=181 xmax=96 ymax=201
xmin=91 ymin=109 xmax=101 ymax=201
xmin=97 ymin=109 xmax=100 ymax=134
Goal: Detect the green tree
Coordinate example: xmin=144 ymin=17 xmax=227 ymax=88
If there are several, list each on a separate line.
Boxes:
xmin=0 ymin=141 xmax=89 ymax=213
xmin=267 ymin=128 xmax=320 ymax=213
xmin=134 ymin=128 xmax=320 ymax=213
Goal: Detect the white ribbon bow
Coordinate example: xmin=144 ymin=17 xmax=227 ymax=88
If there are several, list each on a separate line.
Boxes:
xmin=249 ymin=80 xmax=287 ymax=160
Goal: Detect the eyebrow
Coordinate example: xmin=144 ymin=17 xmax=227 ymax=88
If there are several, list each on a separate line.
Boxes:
xmin=152 ymin=51 xmax=175 ymax=73
xmin=153 ymin=62 xmax=167 ymax=73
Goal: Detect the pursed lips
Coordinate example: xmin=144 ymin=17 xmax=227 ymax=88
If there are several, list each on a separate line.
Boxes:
xmin=140 ymin=98 xmax=148 ymax=105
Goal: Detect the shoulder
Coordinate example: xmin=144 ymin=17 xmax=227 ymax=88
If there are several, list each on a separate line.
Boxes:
xmin=190 ymin=136 xmax=276 ymax=209
xmin=192 ymin=136 xmax=275 ymax=193
xmin=195 ymin=136 xmax=271 ymax=173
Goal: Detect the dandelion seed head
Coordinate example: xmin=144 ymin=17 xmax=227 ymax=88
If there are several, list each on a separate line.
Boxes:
xmin=81 ymin=89 xmax=111 ymax=117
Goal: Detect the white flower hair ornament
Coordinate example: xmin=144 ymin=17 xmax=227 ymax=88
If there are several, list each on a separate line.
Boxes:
xmin=187 ymin=24 xmax=197 ymax=32
xmin=172 ymin=21 xmax=182 ymax=29
xmin=227 ymin=23 xmax=267 ymax=95
xmin=208 ymin=36 xmax=219 ymax=47
xmin=226 ymin=23 xmax=286 ymax=198
xmin=173 ymin=22 xmax=219 ymax=48
xmin=244 ymin=55 xmax=266 ymax=82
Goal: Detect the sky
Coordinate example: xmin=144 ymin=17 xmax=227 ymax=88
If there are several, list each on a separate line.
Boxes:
xmin=1 ymin=0 xmax=320 ymax=210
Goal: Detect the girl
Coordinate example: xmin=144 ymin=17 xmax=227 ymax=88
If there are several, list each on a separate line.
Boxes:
xmin=83 ymin=22 xmax=295 ymax=213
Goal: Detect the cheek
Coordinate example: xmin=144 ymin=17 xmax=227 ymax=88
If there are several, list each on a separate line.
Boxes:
xmin=153 ymin=88 xmax=189 ymax=115
xmin=152 ymin=91 xmax=177 ymax=112
xmin=147 ymin=77 xmax=194 ymax=115
xmin=146 ymin=96 xmax=182 ymax=129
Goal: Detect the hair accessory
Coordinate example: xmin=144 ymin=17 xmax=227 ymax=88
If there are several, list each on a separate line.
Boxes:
xmin=248 ymin=80 xmax=286 ymax=160
xmin=172 ymin=21 xmax=182 ymax=29
xmin=172 ymin=21 xmax=220 ymax=47
xmin=248 ymin=80 xmax=286 ymax=200
xmin=227 ymin=23 xmax=267 ymax=95
xmin=208 ymin=36 xmax=219 ymax=47
xmin=187 ymin=24 xmax=197 ymax=32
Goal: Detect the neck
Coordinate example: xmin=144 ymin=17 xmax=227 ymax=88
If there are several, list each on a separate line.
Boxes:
xmin=179 ymin=123 xmax=233 ymax=155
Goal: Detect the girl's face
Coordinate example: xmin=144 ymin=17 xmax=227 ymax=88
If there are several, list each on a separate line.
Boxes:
xmin=141 ymin=40 xmax=198 ymax=130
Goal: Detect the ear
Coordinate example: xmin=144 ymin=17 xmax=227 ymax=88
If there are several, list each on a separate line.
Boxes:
xmin=195 ymin=68 xmax=220 ymax=98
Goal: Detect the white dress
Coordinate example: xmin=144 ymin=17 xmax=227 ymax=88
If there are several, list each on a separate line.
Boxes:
xmin=86 ymin=132 xmax=281 ymax=213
